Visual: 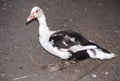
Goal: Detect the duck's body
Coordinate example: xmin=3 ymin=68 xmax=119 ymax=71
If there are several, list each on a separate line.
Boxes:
xmin=27 ymin=6 xmax=116 ymax=61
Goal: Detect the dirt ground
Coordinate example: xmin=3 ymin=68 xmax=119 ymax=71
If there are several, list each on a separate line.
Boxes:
xmin=0 ymin=0 xmax=120 ymax=81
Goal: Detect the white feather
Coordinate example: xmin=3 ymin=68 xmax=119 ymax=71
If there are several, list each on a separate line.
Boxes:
xmin=62 ymin=41 xmax=68 ymax=46
xmin=40 ymin=39 xmax=71 ymax=59
xmin=87 ymin=49 xmax=116 ymax=60
xmin=69 ymin=45 xmax=97 ymax=53
xmin=39 ymin=29 xmax=71 ymax=59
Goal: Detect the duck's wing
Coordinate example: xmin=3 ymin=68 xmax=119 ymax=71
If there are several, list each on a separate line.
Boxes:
xmin=49 ymin=30 xmax=116 ymax=60
xmin=49 ymin=30 xmax=95 ymax=49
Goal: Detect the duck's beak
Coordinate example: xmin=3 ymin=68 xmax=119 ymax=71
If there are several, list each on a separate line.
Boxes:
xmin=26 ymin=13 xmax=35 ymax=23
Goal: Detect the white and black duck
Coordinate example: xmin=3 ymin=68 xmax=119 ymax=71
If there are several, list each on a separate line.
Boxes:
xmin=26 ymin=6 xmax=116 ymax=62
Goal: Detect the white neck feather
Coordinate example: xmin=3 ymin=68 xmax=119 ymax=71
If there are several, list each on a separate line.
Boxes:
xmin=37 ymin=13 xmax=52 ymax=38
xmin=38 ymin=14 xmax=48 ymax=29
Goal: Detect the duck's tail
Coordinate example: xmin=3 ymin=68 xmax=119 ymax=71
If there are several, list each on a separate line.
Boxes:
xmin=69 ymin=45 xmax=116 ymax=60
xmin=87 ymin=47 xmax=116 ymax=60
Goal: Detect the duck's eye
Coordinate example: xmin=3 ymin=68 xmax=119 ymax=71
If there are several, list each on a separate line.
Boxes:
xmin=36 ymin=10 xmax=39 ymax=12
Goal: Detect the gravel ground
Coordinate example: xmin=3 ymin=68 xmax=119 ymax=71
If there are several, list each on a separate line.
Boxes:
xmin=0 ymin=0 xmax=120 ymax=81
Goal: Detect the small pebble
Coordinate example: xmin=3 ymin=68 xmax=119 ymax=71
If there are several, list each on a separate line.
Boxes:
xmin=1 ymin=73 xmax=7 ymax=77
xmin=13 ymin=76 xmax=28 ymax=81
xmin=82 ymin=69 xmax=85 ymax=72
xmin=64 ymin=61 xmax=71 ymax=66
xmin=64 ymin=24 xmax=67 ymax=27
xmin=3 ymin=7 xmax=7 ymax=10
xmin=85 ymin=8 xmax=88 ymax=11
xmin=50 ymin=76 xmax=54 ymax=79
xmin=98 ymin=3 xmax=103 ymax=6
xmin=23 ymin=8 xmax=26 ymax=12
xmin=9 ymin=74 xmax=13 ymax=76
xmin=43 ymin=63 xmax=62 ymax=71
xmin=105 ymin=72 xmax=109 ymax=75
xmin=74 ymin=69 xmax=80 ymax=73
xmin=69 ymin=19 xmax=73 ymax=22
xmin=92 ymin=74 xmax=97 ymax=78
xmin=14 ymin=45 xmax=19 ymax=49
xmin=8 ymin=5 xmax=12 ymax=8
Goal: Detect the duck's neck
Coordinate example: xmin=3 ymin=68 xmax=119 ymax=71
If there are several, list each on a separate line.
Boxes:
xmin=37 ymin=14 xmax=51 ymax=37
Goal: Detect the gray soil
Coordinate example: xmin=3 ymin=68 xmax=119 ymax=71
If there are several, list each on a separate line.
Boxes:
xmin=0 ymin=0 xmax=120 ymax=81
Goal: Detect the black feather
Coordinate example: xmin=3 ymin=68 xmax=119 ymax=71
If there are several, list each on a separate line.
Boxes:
xmin=68 ymin=50 xmax=90 ymax=61
xmin=49 ymin=30 xmax=95 ymax=49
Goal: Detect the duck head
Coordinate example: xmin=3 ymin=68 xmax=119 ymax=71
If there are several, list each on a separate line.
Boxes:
xmin=26 ymin=6 xmax=43 ymax=22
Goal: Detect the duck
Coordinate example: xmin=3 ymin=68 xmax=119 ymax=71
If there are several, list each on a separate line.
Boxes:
xmin=26 ymin=6 xmax=116 ymax=63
